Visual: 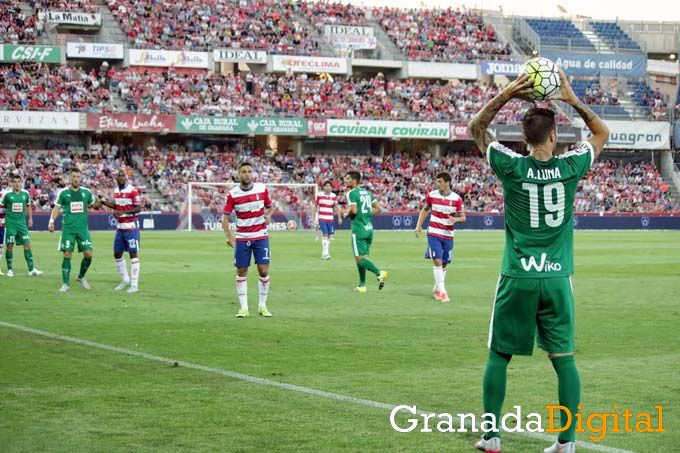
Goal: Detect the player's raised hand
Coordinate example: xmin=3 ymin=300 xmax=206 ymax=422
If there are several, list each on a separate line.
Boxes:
xmin=547 ymin=68 xmax=578 ymax=104
xmin=501 ymin=72 xmax=535 ymax=102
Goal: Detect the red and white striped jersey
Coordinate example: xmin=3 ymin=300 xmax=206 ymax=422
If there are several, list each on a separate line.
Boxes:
xmin=114 ymin=184 xmax=142 ymax=230
xmin=315 ymin=191 xmax=337 ymax=223
xmin=426 ymin=190 xmax=464 ymax=239
xmin=0 ymin=189 xmax=7 ymax=227
xmin=223 ymin=183 xmax=272 ymax=242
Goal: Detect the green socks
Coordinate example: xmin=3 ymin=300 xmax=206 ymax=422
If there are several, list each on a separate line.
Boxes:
xmin=551 ymin=355 xmax=581 ymax=443
xmin=62 ymin=257 xmax=71 ymax=284
xmin=24 ymin=249 xmax=34 ymax=272
xmin=78 ymin=257 xmax=92 ymax=279
xmin=6 ymin=249 xmax=13 ymax=271
xmin=482 ymin=350 xmax=512 ymax=439
xmin=356 ymin=263 xmax=366 ymax=286
xmin=359 ymin=258 xmax=380 ymax=276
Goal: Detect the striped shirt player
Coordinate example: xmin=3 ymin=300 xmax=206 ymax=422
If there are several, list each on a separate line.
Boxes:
xmin=100 ymin=171 xmax=143 ymax=293
xmin=313 ymin=181 xmax=342 ymax=260
xmin=222 ymin=162 xmax=275 ymax=318
xmin=415 ymin=172 xmax=466 ymax=302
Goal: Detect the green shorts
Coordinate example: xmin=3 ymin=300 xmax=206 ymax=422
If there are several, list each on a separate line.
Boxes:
xmin=60 ymin=228 xmax=94 ymax=253
xmin=5 ymin=225 xmax=31 ymax=245
xmin=488 ymin=275 xmax=575 ymax=356
xmin=351 ymin=231 xmax=373 ymax=257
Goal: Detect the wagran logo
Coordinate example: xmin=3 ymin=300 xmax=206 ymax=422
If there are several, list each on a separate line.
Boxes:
xmin=520 ymin=253 xmax=562 ymax=273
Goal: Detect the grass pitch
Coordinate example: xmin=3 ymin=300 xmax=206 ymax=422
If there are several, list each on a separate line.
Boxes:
xmin=1 ymin=230 xmax=678 ymax=452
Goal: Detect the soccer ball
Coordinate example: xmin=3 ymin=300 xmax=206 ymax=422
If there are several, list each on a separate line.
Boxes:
xmin=521 ymin=57 xmax=561 ymax=101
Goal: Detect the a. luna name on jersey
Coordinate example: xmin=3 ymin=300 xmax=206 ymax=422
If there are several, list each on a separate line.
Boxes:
xmin=527 ymin=168 xmax=562 ymax=180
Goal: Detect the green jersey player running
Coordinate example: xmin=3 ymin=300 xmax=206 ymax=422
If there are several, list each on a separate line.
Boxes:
xmin=469 ymin=70 xmax=609 ymax=453
xmin=49 ymin=168 xmax=102 ymax=292
xmin=343 ymin=171 xmax=388 ymax=293
xmin=0 ymin=174 xmax=43 ymax=277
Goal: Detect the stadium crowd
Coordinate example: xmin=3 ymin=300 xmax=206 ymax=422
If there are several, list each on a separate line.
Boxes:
xmin=0 ymin=1 xmax=40 ymax=44
xmin=298 ymin=0 xmax=367 ymax=31
xmin=0 ymin=143 xmax=147 ymax=211
xmin=0 ymin=145 xmax=675 ymax=214
xmin=0 ymin=63 xmax=113 ymax=112
xmin=107 ymin=0 xmax=320 ymax=54
xmin=372 ymin=6 xmax=511 ymax=62
xmin=2 ymin=64 xmax=553 ymax=123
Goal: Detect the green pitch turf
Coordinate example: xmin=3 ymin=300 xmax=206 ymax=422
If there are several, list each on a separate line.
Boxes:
xmin=1 ymin=231 xmax=678 ymax=452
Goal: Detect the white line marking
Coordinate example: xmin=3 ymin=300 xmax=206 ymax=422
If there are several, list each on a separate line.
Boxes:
xmin=0 ymin=320 xmax=635 ymax=453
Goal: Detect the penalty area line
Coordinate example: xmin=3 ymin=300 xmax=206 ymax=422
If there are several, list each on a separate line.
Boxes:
xmin=0 ymin=320 xmax=635 ymax=453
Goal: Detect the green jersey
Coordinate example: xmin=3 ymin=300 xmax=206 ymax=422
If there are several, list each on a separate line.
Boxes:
xmin=347 ymin=187 xmax=376 ymax=236
xmin=487 ymin=141 xmax=594 ymax=278
xmin=56 ymin=186 xmax=95 ymax=231
xmin=1 ymin=190 xmax=31 ymax=228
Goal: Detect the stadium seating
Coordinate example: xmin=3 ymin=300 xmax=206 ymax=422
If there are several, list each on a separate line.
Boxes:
xmin=1 ymin=143 xmax=674 ymax=214
xmin=299 ymin=1 xmax=368 ymax=31
xmin=0 ymin=146 xmax=152 ymax=211
xmin=589 ymin=21 xmax=641 ymax=50
xmin=627 ymin=79 xmax=668 ymax=120
xmin=107 ymin=0 xmax=320 ymax=54
xmin=0 ymin=63 xmax=113 ymax=112
xmin=30 ymin=0 xmax=99 ymax=13
xmin=525 ymin=18 xmax=595 ymax=49
xmin=372 ymin=7 xmax=511 ymax=62
xmin=0 ymin=1 xmax=40 ymax=44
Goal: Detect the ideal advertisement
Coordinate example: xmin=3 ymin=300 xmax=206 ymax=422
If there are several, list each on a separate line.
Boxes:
xmin=541 ymin=51 xmax=647 ymax=78
xmin=576 ymin=119 xmax=670 ymax=149
xmin=480 ymin=60 xmax=524 ymax=76
xmin=323 ymin=25 xmax=376 ymax=50
xmin=0 ymin=111 xmax=81 ymax=130
xmin=1 ymin=45 xmax=61 ymax=63
xmin=213 ymin=49 xmax=267 ymax=64
xmin=128 ymin=49 xmax=209 ymax=69
xmin=46 ymin=11 xmax=102 ymax=27
xmin=66 ymin=42 xmax=124 ymax=60
xmin=272 ymin=55 xmax=348 ymax=74
xmin=87 ymin=114 xmax=176 ymax=133
xmin=176 ymin=116 xmax=307 ymax=135
xmin=327 ymin=120 xmax=449 ymax=139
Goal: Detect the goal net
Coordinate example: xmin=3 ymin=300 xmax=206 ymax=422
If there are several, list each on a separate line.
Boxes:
xmin=183 ymin=182 xmax=318 ymax=232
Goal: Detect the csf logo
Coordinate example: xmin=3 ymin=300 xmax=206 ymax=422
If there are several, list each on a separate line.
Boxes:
xmin=286 ymin=220 xmax=298 ymax=230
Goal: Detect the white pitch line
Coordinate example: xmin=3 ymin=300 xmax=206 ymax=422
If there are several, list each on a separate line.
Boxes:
xmin=0 ymin=320 xmax=635 ymax=453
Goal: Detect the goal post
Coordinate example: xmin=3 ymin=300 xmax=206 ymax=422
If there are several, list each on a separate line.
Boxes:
xmin=184 ymin=182 xmax=318 ymax=232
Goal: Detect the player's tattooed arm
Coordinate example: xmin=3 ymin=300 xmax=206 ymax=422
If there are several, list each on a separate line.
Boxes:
xmin=468 ymin=96 xmax=502 ymax=155
xmin=549 ymin=68 xmax=609 ymax=157
xmin=469 ymin=73 xmax=533 ymax=155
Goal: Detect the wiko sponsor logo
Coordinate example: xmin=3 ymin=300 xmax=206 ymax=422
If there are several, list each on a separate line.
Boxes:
xmin=520 ymin=253 xmax=562 ymax=273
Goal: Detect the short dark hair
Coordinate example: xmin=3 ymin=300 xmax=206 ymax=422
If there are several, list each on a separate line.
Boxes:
xmin=346 ymin=171 xmax=361 ymax=183
xmin=436 ymin=172 xmax=452 ymax=184
xmin=522 ymin=108 xmax=556 ymax=146
xmin=238 ymin=161 xmax=252 ymax=170
xmin=11 ymin=174 xmax=21 ymax=181
xmin=70 ymin=168 xmax=81 ymax=174
xmin=323 ymin=180 xmax=332 ymax=187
